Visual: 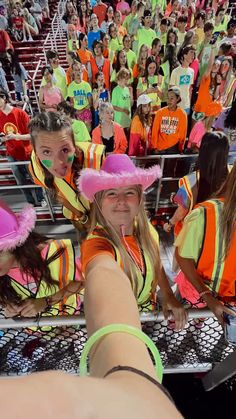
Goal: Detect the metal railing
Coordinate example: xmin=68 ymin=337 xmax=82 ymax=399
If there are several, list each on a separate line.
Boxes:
xmin=0 ymin=308 xmax=234 ymax=376
xmin=0 ymin=160 xmax=55 ymax=221
xmin=31 ymin=59 xmax=42 ymax=112
xmin=1 ymin=153 xmax=235 ymax=221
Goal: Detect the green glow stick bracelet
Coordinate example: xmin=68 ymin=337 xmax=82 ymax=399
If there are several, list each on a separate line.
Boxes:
xmin=79 ymin=323 xmax=163 ymax=382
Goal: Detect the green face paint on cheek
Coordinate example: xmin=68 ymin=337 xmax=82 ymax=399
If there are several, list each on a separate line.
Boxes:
xmin=67 ymin=154 xmax=74 ymax=163
xmin=42 ymin=159 xmax=52 ymax=168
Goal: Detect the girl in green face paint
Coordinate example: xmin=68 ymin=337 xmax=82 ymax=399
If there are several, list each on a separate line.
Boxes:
xmin=42 ymin=159 xmax=52 ymax=168
xmin=28 ymin=112 xmax=105 ymax=236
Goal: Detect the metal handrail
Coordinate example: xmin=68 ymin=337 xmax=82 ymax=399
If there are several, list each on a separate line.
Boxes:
xmin=0 ymin=309 xmax=215 ymax=329
xmin=31 ymin=59 xmax=42 ymax=111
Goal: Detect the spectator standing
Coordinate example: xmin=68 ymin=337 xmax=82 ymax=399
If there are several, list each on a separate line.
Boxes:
xmin=151 ymin=86 xmax=187 ymax=154
xmin=39 ymin=66 xmax=63 ymax=112
xmin=0 ymin=89 xmax=43 ymax=206
xmin=67 ymin=62 xmax=92 ymax=131
xmin=44 ymin=50 xmax=67 ymax=99
xmin=116 ymin=0 xmax=131 ymax=23
xmin=7 ymin=50 xmax=29 ymax=102
xmin=93 ymin=0 xmax=107 ymax=27
xmin=129 ymin=94 xmax=152 ymax=156
xmin=123 ymin=34 xmax=137 ymax=69
xmin=88 ymin=13 xmax=102 ymax=50
xmin=57 ymin=100 xmax=91 ymax=144
xmin=92 ymin=102 xmax=127 ymax=154
xmin=88 ymin=40 xmax=111 ymax=89
xmin=92 ymin=71 xmax=109 ymax=128
xmin=169 ymin=45 xmax=195 ymax=114
xmin=100 ymin=6 xmax=114 ymax=33
xmin=112 ymin=68 xmax=132 ymax=132
xmin=137 ymin=10 xmax=156 ymax=53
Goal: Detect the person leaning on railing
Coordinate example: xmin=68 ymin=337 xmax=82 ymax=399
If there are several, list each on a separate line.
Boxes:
xmin=174 ymin=161 xmax=236 ymax=324
xmin=28 ymin=111 xmax=105 ymax=236
xmin=0 ymin=200 xmax=83 ymax=318
xmin=163 ymin=132 xmax=230 ymax=236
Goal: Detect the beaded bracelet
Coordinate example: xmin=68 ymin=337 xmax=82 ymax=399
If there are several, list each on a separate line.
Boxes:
xmin=79 ymin=323 xmax=163 ymax=382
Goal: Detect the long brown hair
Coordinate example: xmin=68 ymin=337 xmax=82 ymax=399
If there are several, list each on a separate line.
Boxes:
xmin=0 ymin=232 xmax=64 ymax=306
xmin=134 ymin=104 xmax=152 ymax=128
xmin=29 ymin=112 xmax=83 ymax=199
xmin=215 ymin=162 xmax=236 ymax=257
xmin=90 ymin=187 xmax=161 ymax=298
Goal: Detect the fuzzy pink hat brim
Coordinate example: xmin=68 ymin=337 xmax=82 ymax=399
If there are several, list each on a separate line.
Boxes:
xmin=0 ymin=205 xmax=36 ymax=252
xmin=78 ymin=165 xmax=162 ymax=202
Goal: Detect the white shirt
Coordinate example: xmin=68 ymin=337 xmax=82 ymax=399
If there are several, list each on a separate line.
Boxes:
xmin=170 ymin=66 xmax=194 ymax=110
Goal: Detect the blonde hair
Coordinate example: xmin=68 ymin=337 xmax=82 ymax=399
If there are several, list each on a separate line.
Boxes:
xmin=116 ymin=67 xmax=131 ymax=81
xmin=90 ymin=186 xmax=161 ymax=298
xmin=216 ymin=161 xmax=236 ymax=257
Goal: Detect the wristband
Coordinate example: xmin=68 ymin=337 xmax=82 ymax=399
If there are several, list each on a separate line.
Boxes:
xmin=79 ymin=324 xmax=163 ymax=382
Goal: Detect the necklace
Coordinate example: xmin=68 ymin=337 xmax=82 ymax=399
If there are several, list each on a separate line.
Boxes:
xmin=123 ymin=236 xmax=145 ymax=275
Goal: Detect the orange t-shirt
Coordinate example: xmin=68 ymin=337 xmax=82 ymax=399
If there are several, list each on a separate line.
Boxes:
xmin=81 ymin=235 xmax=143 ymax=273
xmin=77 ymin=49 xmax=93 ymax=65
xmin=151 ymin=106 xmax=187 ymax=151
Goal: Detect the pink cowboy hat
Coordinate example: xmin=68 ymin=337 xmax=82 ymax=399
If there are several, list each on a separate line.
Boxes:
xmin=78 ymin=154 xmax=162 ymax=202
xmin=0 ymin=201 xmax=36 ymax=252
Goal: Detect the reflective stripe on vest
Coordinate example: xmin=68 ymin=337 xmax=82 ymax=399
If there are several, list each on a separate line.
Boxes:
xmin=30 ymin=143 xmax=104 ymax=220
xmin=196 ymin=199 xmax=236 ymax=299
xmin=11 ymin=239 xmax=78 ymax=315
xmin=86 ymin=224 xmax=158 ymax=306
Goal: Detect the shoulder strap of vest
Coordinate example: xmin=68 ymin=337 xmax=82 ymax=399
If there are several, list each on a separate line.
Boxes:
xmin=30 ymin=150 xmax=47 ymax=188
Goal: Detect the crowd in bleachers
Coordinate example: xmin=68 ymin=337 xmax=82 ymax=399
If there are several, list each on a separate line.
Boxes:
xmin=0 ymin=2 xmax=235 ymax=407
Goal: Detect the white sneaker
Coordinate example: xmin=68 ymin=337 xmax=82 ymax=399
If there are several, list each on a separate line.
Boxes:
xmin=28 ymin=36 xmax=33 ymax=42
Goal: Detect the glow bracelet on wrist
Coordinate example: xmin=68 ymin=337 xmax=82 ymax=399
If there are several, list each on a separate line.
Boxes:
xmin=79 ymin=323 xmax=163 ymax=383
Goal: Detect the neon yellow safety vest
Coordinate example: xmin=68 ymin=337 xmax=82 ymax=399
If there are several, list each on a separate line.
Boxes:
xmin=86 ymin=224 xmax=160 ymax=309
xmin=29 ymin=143 xmax=105 ymax=220
xmin=10 ymin=240 xmax=78 ymax=316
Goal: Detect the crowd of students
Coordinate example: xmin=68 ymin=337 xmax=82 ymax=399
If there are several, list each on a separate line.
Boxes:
xmin=0 ymin=0 xmax=236 ymax=411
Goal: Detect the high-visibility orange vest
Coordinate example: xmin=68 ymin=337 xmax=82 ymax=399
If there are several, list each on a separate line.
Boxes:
xmin=196 ymin=199 xmax=236 ymax=300
xmin=90 ymin=57 xmax=110 ymax=89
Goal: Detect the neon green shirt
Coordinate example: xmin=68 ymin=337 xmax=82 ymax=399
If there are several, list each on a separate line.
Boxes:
xmin=67 ymin=80 xmax=92 ymax=110
xmin=126 ymin=49 xmax=137 ymax=69
xmin=72 ymin=119 xmax=91 ymax=143
xmin=137 ymin=27 xmax=156 ymax=52
xmin=174 ymin=208 xmax=205 ymax=263
xmin=111 ymin=85 xmax=131 ymax=128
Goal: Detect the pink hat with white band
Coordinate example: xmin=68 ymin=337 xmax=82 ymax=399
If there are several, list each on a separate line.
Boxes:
xmin=0 ymin=201 xmax=36 ymax=252
xmin=78 ymin=154 xmax=162 ymax=202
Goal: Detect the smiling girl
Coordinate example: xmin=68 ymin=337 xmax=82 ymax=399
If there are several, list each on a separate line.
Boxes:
xmin=78 ymin=154 xmax=187 ymax=328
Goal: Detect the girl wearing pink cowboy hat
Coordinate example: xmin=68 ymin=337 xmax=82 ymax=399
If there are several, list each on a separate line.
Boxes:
xmin=0 ymin=201 xmax=83 ymax=318
xmin=78 ymin=154 xmax=187 ymax=329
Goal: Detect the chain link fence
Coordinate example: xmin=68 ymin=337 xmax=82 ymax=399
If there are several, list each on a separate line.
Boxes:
xmin=0 ymin=306 xmax=234 ymax=377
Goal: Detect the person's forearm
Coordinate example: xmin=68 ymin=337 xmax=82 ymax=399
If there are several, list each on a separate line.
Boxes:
xmin=13 ymin=134 xmax=31 ymax=141
xmin=175 ymin=249 xmax=208 ymax=293
xmin=158 ymin=267 xmax=175 ymax=298
xmin=84 ymin=256 xmax=156 ymax=378
xmin=169 ymin=205 xmax=188 ymax=226
xmin=113 ymin=105 xmax=127 ymax=113
xmin=47 ymin=281 xmax=84 ymax=306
